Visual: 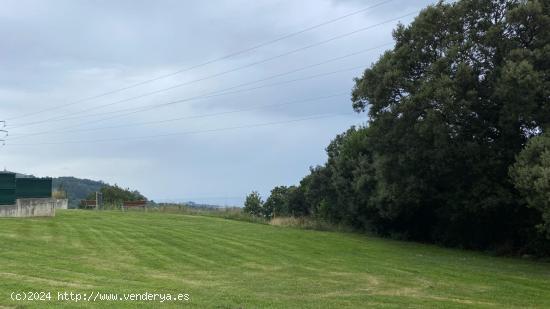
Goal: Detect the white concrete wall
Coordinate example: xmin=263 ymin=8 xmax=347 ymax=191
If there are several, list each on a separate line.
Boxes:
xmin=0 ymin=198 xmax=56 ymax=217
xmin=54 ymin=199 xmax=69 ymax=209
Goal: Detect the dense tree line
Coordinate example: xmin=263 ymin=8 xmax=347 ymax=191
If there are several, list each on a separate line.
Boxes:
xmin=246 ymin=0 xmax=550 ymax=254
xmin=86 ymin=184 xmax=146 ymax=206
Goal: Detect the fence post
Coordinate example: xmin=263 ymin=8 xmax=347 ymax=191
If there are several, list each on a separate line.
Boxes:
xmin=95 ymin=192 xmax=103 ymax=210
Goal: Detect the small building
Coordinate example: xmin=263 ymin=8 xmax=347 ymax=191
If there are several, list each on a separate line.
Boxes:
xmin=0 ymin=172 xmax=67 ymax=218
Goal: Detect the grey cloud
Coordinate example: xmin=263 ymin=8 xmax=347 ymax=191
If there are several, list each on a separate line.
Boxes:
xmin=1 ymin=0 xmax=432 ymax=203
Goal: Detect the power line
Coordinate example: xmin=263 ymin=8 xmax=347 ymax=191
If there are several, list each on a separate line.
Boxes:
xmin=13 ymin=6 xmax=416 ymax=128
xmin=10 ymin=42 xmax=391 ymax=130
xmin=11 ymin=64 xmax=369 ymax=138
xmin=7 ymin=113 xmax=355 ymax=146
xmin=8 ymin=93 xmax=348 ymax=141
xmin=6 ymin=0 xmax=396 ymax=122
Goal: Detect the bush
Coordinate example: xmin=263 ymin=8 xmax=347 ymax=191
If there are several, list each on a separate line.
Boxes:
xmin=243 ymin=191 xmax=263 ymax=217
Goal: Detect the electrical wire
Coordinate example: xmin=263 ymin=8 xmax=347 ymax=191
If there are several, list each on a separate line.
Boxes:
xmin=8 ymin=93 xmax=348 ymax=140
xmin=6 ymin=0 xmax=396 ymax=122
xmin=7 ymin=113 xmax=356 ymax=146
xmin=10 ymin=64 xmax=369 ymax=139
xmin=11 ymin=6 xmax=416 ymax=128
xmin=9 ymin=42 xmax=391 ymax=129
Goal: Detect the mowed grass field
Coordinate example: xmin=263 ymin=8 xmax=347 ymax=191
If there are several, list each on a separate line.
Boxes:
xmin=0 ymin=211 xmax=549 ymax=308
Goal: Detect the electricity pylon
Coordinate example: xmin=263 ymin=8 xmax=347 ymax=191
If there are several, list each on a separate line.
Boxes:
xmin=0 ymin=121 xmax=6 ymax=146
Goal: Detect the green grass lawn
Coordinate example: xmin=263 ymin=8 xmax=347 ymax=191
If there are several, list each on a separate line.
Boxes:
xmin=0 ymin=210 xmax=549 ymax=308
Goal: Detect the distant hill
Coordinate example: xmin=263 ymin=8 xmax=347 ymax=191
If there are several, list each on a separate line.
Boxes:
xmin=52 ymin=177 xmax=106 ymax=208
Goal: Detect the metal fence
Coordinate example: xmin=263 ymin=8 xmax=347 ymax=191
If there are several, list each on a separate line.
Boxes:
xmin=15 ymin=178 xmax=52 ymax=199
xmin=0 ymin=172 xmax=16 ymax=205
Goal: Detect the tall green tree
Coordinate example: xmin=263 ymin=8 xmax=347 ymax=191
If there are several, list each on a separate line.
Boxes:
xmin=510 ymin=133 xmax=550 ymax=239
xmin=86 ymin=184 xmax=145 ymax=206
xmin=263 ymin=186 xmax=291 ymax=218
xmin=349 ymin=0 xmax=549 ymax=248
xmin=265 ymin=0 xmax=550 ymax=253
xmin=243 ymin=191 xmax=263 ymax=217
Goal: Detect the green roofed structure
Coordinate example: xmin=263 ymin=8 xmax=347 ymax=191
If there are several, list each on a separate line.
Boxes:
xmin=0 ymin=172 xmax=64 ymax=217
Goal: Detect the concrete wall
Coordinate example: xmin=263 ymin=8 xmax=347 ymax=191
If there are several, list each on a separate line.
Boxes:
xmin=53 ymin=199 xmax=69 ymax=210
xmin=0 ymin=198 xmax=56 ymax=218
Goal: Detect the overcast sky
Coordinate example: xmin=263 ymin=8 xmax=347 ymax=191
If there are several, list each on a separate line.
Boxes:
xmin=0 ymin=0 xmax=435 ymax=205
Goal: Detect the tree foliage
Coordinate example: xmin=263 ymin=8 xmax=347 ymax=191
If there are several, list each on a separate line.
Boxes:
xmin=87 ymin=184 xmax=146 ymax=206
xmin=243 ymin=191 xmax=264 ymax=217
xmin=264 ymin=0 xmax=550 ymax=254
xmin=510 ymin=133 xmax=550 ymax=238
